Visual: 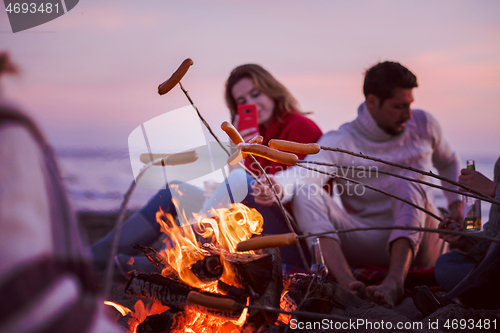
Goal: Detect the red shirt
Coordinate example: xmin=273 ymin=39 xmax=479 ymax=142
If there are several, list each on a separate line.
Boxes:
xmin=244 ymin=112 xmax=322 ymax=176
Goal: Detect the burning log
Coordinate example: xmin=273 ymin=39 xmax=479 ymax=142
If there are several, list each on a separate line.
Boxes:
xmin=249 ymin=246 xmax=283 ymax=326
xmin=202 ymin=243 xmax=273 ymax=296
xmin=217 ymin=280 xmax=248 ymax=298
xmin=125 ymin=272 xmax=247 ymax=320
xmin=190 ymin=254 xmax=223 ymax=282
xmin=125 ymin=272 xmax=192 ymax=310
xmin=131 ymin=244 xmax=178 ymax=277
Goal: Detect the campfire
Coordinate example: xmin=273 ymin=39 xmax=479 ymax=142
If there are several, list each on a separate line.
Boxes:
xmin=109 ymin=202 xmax=289 ymax=332
xmin=103 ymin=61 xmax=366 ymax=331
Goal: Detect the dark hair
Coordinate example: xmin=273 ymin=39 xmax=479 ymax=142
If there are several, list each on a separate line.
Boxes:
xmin=363 ymin=61 xmax=418 ymax=105
xmin=0 ymin=52 xmax=19 ymax=78
xmin=225 ymin=64 xmax=301 ymax=122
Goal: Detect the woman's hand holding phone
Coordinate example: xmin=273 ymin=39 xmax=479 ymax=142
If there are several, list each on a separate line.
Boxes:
xmin=235 ymin=104 xmax=259 ymax=142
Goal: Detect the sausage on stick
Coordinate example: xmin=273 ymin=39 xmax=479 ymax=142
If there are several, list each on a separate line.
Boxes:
xmin=221 ymin=121 xmax=244 ymax=145
xmin=158 ymin=58 xmax=194 ymax=95
xmin=139 ymin=151 xmax=198 ymax=166
xmin=187 ymin=291 xmax=238 ymax=312
xmin=268 ymin=139 xmax=320 ymax=155
xmin=236 ymin=233 xmax=298 ymax=252
xmin=241 ymin=144 xmax=299 ymax=165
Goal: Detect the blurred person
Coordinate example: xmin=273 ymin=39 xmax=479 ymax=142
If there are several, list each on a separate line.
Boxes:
xmin=253 ymin=61 xmax=462 ymax=308
xmin=0 ymin=52 xmax=123 ymax=332
xmin=92 ymin=64 xmax=322 ymax=273
xmin=413 ymin=157 xmax=500 ymax=315
xmin=434 ymin=160 xmax=500 ymax=291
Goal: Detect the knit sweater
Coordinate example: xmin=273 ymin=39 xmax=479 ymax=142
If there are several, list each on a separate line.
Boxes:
xmin=278 ymin=103 xmax=461 ymax=216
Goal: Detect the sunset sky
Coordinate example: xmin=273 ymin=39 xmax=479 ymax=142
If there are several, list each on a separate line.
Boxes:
xmin=1 ymin=0 xmax=499 ymax=162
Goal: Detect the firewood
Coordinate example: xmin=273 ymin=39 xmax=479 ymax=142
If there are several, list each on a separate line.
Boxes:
xmin=217 ymin=280 xmax=248 ymax=298
xmin=202 ymin=243 xmax=273 ymax=296
xmin=125 ymin=272 xmax=246 ymax=320
xmin=248 ymin=246 xmax=283 ymax=326
xmin=125 ymin=272 xmax=192 ymax=310
xmin=190 ymin=254 xmax=223 ymax=281
xmin=131 ymin=244 xmax=178 ymax=278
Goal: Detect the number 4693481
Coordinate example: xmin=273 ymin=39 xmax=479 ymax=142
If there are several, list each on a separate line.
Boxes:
xmin=5 ymin=3 xmax=59 ymax=14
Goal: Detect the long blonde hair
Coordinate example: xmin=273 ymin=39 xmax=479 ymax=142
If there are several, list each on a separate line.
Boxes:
xmin=225 ymin=64 xmax=301 ymax=122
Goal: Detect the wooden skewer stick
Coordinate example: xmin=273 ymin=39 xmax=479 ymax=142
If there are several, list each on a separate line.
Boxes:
xmin=177 ymin=82 xmax=262 ymax=185
xmin=298 ymin=160 xmax=500 ymax=206
xmin=247 ymin=154 xmax=310 ymax=271
xmin=320 ymin=146 xmax=491 ymax=200
xmin=187 ymin=291 xmax=436 ymax=333
xmin=103 ymin=157 xmax=166 ymax=299
xmin=187 ymin=291 xmax=351 ymax=322
xmin=298 ymin=164 xmax=443 ymax=222
xmin=236 ymin=226 xmax=500 ymax=252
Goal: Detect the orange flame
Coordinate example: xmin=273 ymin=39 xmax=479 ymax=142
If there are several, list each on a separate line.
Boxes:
xmin=151 ymin=189 xmax=263 ymax=332
xmin=123 ymin=183 xmax=265 ymax=332
xmin=169 ymin=297 xmax=249 ymax=333
xmin=104 ymin=301 xmax=132 ymax=317
xmin=105 ymin=300 xmax=170 ymax=333
xmin=156 ymin=202 xmax=263 ymax=293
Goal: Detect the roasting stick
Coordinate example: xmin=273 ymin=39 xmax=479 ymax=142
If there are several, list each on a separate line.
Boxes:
xmin=187 ymin=290 xmax=351 ymax=322
xmin=226 ymin=139 xmax=315 ymax=271
xmin=157 ymin=58 xmax=262 ymax=184
xmin=247 ymin=153 xmax=310 ymax=272
xmin=297 ymin=160 xmax=500 ymax=206
xmin=187 ymin=291 xmax=435 ymax=333
xmin=236 ymin=227 xmax=500 ymax=252
xmin=299 ymin=164 xmax=443 ymax=222
xmin=225 ymin=140 xmax=323 ymax=271
xmin=178 ymin=82 xmax=262 ymax=185
xmin=103 ymin=153 xmax=198 ymax=299
xmin=320 ymin=146 xmax=492 ymax=201
xmin=222 ymin=142 xmax=498 ymax=252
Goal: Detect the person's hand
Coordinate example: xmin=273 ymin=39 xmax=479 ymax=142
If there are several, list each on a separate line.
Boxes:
xmin=233 ymin=115 xmax=258 ymax=143
xmin=437 ymin=218 xmax=473 ymax=252
xmin=459 ymin=168 xmax=499 ymax=198
xmin=448 ymin=200 xmax=463 ymax=222
xmin=252 ymin=175 xmax=282 ymax=206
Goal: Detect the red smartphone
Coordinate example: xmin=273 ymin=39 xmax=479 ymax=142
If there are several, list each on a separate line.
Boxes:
xmin=237 ymin=104 xmax=258 ymax=132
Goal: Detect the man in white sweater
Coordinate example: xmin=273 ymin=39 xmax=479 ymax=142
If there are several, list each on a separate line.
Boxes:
xmin=253 ymin=61 xmax=462 ymax=308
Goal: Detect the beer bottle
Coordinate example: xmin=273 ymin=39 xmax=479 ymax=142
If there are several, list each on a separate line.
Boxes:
xmin=310 ymin=237 xmax=329 ymax=280
xmin=462 ymin=160 xmax=481 ymax=231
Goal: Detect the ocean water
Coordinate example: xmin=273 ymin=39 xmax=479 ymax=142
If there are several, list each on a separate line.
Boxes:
xmin=57 ymin=148 xmax=497 ymax=223
xmin=57 ymin=147 xmax=157 ymax=212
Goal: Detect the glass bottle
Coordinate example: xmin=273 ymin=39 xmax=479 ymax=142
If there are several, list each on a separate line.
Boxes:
xmin=310 ymin=237 xmax=329 ymax=279
xmin=462 ymin=160 xmax=481 ymax=231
